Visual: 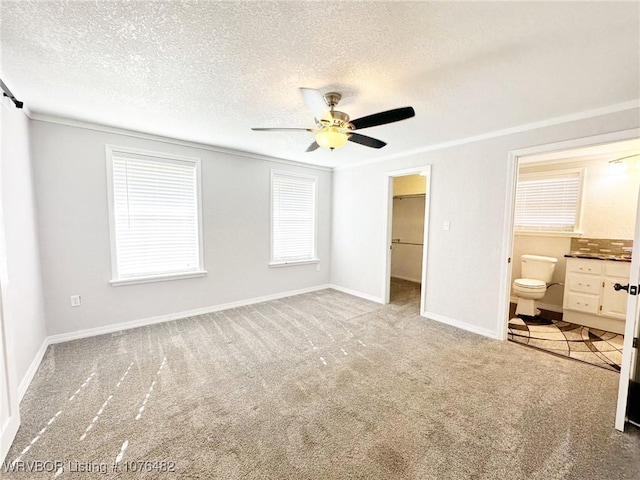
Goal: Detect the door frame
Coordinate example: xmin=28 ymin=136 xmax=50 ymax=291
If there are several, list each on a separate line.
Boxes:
xmin=383 ymin=165 xmax=432 ymax=315
xmin=498 ymin=128 xmax=640 ymax=341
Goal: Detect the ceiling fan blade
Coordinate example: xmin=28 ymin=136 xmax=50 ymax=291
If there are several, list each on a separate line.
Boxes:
xmin=251 ymin=127 xmax=314 ymax=132
xmin=350 ymin=106 xmax=415 ymax=130
xmin=347 ymin=132 xmax=387 ymax=149
xmin=300 ymin=88 xmax=330 ymax=120
xmin=306 ymin=141 xmax=320 ymax=152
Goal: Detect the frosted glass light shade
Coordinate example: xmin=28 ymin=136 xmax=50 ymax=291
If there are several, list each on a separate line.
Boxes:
xmin=315 ymin=127 xmax=348 ymax=149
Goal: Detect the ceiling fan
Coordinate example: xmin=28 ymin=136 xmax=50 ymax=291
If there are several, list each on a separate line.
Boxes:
xmin=252 ymin=88 xmax=415 ymax=152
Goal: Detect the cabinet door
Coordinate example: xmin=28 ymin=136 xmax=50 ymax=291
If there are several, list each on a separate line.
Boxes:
xmin=605 ymin=261 xmax=631 ymax=277
xmin=602 ymin=277 xmax=629 ymax=319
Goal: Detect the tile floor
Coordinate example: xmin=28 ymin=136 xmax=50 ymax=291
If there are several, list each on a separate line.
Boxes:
xmin=508 ymin=315 xmax=624 ymax=372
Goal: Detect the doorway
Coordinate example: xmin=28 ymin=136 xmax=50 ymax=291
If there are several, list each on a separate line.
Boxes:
xmin=383 ymin=166 xmax=431 ymax=313
xmin=508 ymin=138 xmax=639 ymax=370
xmin=500 ymin=131 xmax=640 ymax=431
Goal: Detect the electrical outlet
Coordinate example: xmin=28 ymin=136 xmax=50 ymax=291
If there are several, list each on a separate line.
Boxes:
xmin=70 ymin=295 xmax=81 ymax=307
xmin=443 ymin=221 xmax=450 ymax=231
xmin=316 ymin=263 xmax=321 ymax=272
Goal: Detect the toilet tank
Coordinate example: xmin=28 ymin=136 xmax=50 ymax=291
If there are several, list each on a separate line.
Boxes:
xmin=521 ymin=254 xmax=558 ymax=283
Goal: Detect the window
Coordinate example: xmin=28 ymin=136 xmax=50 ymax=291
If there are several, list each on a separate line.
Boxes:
xmin=106 ymin=146 xmax=205 ymax=285
xmin=270 ymin=171 xmax=318 ymax=266
xmin=514 ymin=169 xmax=583 ymax=233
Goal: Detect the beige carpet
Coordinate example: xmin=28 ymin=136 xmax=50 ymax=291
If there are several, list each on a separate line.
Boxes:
xmin=3 ymin=279 xmax=640 ymax=479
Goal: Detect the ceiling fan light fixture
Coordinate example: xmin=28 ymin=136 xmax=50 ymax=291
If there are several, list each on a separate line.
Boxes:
xmin=252 ymin=88 xmax=415 ymax=152
xmin=315 ymin=127 xmax=349 ymax=150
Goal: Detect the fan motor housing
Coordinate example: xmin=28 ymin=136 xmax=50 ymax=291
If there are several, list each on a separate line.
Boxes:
xmin=318 ymin=110 xmax=351 ymax=130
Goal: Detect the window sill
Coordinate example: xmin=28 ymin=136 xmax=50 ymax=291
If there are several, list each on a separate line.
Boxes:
xmin=269 ymin=259 xmax=320 ymax=268
xmin=110 ymin=270 xmax=207 ymax=286
xmin=514 ymin=231 xmax=582 ymax=238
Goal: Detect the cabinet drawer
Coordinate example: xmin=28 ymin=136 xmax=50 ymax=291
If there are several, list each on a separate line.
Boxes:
xmin=565 ymin=293 xmax=599 ymax=314
xmin=604 ymin=261 xmax=631 ymax=278
xmin=567 ymin=273 xmax=600 ymax=294
xmin=567 ymin=259 xmax=603 ymax=275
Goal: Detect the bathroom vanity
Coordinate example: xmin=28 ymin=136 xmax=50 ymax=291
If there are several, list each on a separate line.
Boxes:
xmin=562 ymin=256 xmax=631 ymax=334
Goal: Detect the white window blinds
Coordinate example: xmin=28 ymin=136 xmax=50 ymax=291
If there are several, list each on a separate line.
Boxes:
xmin=271 ymin=172 xmax=317 ymax=264
xmin=108 ymin=148 xmax=202 ymax=281
xmin=514 ymin=170 xmax=582 ymax=232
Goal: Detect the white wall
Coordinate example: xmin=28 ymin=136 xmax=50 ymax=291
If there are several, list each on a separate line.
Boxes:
xmin=0 ymin=101 xmax=47 ymax=385
xmin=30 ymin=120 xmax=332 ymax=336
xmin=331 ymin=108 xmax=640 ymax=338
xmin=511 ymin=154 xmax=640 ymax=309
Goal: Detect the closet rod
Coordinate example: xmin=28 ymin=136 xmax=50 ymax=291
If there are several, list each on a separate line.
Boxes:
xmin=392 ymin=239 xmax=423 ymax=246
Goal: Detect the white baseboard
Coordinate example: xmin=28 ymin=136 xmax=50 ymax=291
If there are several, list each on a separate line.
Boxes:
xmin=422 ymin=310 xmax=499 ymax=340
xmin=18 ymin=338 xmax=49 ymax=402
xmin=390 ymin=275 xmax=422 ymax=284
xmin=48 ymin=284 xmax=333 ymax=345
xmin=328 ymin=284 xmax=385 ymax=304
xmin=509 ymin=296 xmax=563 ymax=314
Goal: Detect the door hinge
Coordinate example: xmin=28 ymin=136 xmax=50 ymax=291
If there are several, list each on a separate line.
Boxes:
xmin=634 ymin=337 xmax=639 ymax=349
xmin=599 ymin=305 xmax=602 ymax=311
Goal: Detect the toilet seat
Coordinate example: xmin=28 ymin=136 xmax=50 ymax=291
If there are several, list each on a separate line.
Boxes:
xmin=513 ymin=278 xmax=547 ymax=316
xmin=513 ymin=278 xmax=546 ymax=289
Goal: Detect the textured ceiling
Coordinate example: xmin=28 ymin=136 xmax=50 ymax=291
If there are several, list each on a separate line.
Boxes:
xmin=1 ymin=1 xmax=639 ymax=168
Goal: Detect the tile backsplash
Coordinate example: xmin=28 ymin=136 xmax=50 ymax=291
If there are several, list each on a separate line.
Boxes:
xmin=570 ymin=237 xmax=633 ymax=256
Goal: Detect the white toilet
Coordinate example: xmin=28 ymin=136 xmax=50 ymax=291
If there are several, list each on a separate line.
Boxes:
xmin=513 ymin=254 xmax=558 ymax=317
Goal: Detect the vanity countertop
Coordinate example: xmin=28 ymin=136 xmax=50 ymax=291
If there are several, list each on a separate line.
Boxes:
xmin=564 ymin=253 xmax=632 ymax=263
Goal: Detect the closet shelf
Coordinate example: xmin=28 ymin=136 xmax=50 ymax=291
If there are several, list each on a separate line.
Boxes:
xmin=393 ymin=193 xmax=426 ymax=199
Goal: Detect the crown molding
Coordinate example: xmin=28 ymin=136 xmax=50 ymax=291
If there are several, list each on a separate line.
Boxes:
xmin=23 ymin=99 xmax=640 ymax=174
xmin=26 ymin=111 xmax=332 ymax=172
xmin=334 ymin=100 xmax=640 ymax=171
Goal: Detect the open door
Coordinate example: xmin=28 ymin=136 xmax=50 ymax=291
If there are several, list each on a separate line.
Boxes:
xmin=615 ymin=191 xmax=640 ymax=431
xmin=0 ymin=280 xmax=20 ymax=461
xmin=0 ymin=103 xmax=21 ymax=459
